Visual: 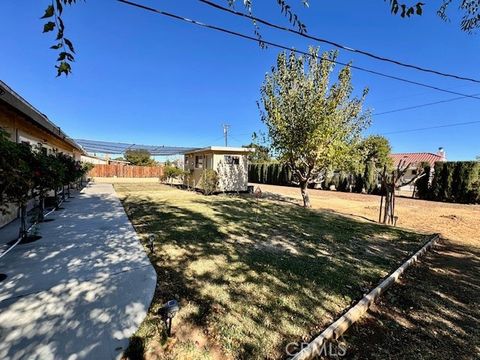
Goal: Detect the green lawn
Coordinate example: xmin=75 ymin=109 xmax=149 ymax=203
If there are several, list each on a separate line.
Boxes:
xmin=115 ymin=183 xmax=426 ymax=360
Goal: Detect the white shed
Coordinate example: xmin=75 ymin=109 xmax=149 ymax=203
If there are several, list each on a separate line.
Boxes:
xmin=184 ymin=146 xmax=254 ymax=192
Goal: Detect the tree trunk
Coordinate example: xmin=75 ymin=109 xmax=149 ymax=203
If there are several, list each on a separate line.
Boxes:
xmin=300 ymin=181 xmax=311 ymax=208
xmin=19 ymin=205 xmax=27 ymax=240
xmin=54 ymin=188 xmax=59 ymax=209
xmin=38 ymin=194 xmax=45 ymax=222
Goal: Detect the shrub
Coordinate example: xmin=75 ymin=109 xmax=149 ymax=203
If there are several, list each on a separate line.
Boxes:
xmin=426 ymin=161 xmax=480 ymax=204
xmin=415 ymin=165 xmax=430 ymax=199
xmin=161 ymin=165 xmax=185 ymax=183
xmin=200 ymin=169 xmax=219 ymax=195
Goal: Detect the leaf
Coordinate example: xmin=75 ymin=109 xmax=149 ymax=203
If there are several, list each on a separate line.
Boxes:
xmin=50 ymin=43 xmax=63 ymax=50
xmin=64 ymin=38 xmax=75 ymax=53
xmin=416 ymin=3 xmax=423 ymax=15
xmin=56 ymin=28 xmax=64 ymax=41
xmin=41 ymin=5 xmax=55 ymax=19
xmin=43 ymin=22 xmax=56 ymax=33
xmin=57 ymin=52 xmax=74 ymax=62
xmin=56 ymin=61 xmax=72 ymax=77
xmin=56 ymin=0 xmax=63 ymax=15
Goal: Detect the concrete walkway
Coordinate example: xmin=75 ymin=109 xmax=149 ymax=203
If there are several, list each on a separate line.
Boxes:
xmin=0 ymin=183 xmax=157 ymax=360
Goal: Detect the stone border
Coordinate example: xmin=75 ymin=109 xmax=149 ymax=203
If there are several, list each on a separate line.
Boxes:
xmin=292 ymin=233 xmax=441 ymax=360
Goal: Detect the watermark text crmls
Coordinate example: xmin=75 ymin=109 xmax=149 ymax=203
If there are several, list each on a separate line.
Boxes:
xmin=286 ymin=341 xmax=347 ymax=358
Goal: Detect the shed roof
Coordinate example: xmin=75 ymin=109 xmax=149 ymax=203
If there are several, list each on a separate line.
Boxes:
xmin=0 ymin=80 xmax=84 ymax=153
xmin=184 ymin=146 xmax=255 ymax=155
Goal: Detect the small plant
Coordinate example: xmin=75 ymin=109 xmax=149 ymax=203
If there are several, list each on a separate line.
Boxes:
xmin=200 ymin=169 xmax=219 ymax=195
xmin=161 ymin=165 xmax=185 ymax=184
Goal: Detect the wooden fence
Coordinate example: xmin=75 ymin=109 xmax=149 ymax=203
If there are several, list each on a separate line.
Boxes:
xmin=89 ymin=164 xmax=164 ymax=178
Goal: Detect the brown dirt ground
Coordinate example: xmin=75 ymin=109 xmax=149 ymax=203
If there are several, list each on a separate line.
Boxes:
xmin=252 ymin=184 xmax=480 ymax=359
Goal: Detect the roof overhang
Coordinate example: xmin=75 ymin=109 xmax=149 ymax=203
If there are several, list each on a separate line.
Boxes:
xmin=0 ymin=80 xmax=85 ymax=154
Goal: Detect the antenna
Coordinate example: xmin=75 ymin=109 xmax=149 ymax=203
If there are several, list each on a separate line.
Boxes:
xmin=223 ymin=124 xmax=230 ymax=147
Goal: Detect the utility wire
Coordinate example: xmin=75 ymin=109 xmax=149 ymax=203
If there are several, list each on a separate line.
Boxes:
xmin=117 ymin=0 xmax=480 ymax=101
xmin=199 ymin=0 xmax=480 ymax=84
xmin=374 ymin=92 xmax=480 ymax=116
xmin=381 ymin=120 xmax=480 ymax=135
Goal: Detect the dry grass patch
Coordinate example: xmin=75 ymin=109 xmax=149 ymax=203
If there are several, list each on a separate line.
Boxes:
xmin=115 ymin=183 xmax=427 ymax=359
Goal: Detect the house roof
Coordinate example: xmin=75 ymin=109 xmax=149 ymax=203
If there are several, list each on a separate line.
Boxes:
xmin=0 ymin=80 xmax=84 ymax=153
xmin=184 ymin=146 xmax=255 ymax=155
xmin=390 ymin=153 xmax=445 ymax=167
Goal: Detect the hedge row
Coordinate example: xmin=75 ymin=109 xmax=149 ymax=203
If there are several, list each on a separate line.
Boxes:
xmin=248 ymin=163 xmax=294 ymax=186
xmin=418 ymin=161 xmax=480 ymax=204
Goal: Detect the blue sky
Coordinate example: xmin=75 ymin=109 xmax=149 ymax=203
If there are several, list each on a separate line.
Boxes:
xmin=1 ymin=1 xmax=479 ymax=160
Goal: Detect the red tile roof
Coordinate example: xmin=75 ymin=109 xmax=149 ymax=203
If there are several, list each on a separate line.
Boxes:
xmin=390 ymin=153 xmax=445 ymax=168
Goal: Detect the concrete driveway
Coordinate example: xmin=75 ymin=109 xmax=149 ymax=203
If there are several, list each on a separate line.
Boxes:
xmin=0 ymin=183 xmax=157 ymax=360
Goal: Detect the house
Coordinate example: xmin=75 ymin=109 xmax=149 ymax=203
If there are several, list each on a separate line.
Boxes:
xmin=0 ymin=80 xmax=84 ymax=226
xmin=390 ymin=147 xmax=447 ymax=192
xmin=183 ymin=146 xmax=254 ymax=192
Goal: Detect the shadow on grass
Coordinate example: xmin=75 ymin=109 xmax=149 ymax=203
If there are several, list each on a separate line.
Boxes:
xmin=341 ymin=240 xmax=480 ymax=360
xmin=119 ymin=189 xmax=427 ymax=359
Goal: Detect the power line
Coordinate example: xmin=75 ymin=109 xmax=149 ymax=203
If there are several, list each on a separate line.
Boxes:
xmin=381 ymin=120 xmax=480 ymax=135
xmin=117 ymin=0 xmax=480 ymax=101
xmin=199 ymin=0 xmax=480 ymax=84
xmin=374 ymin=92 xmax=480 ymax=116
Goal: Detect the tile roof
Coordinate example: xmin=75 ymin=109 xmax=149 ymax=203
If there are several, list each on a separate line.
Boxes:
xmin=390 ymin=153 xmax=445 ymax=167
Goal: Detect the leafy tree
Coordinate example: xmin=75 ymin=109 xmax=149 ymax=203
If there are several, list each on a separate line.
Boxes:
xmin=243 ymin=143 xmax=271 ymax=163
xmin=124 ymin=149 xmax=156 ymax=166
xmin=0 ymin=140 xmax=37 ymax=239
xmin=259 ymin=48 xmax=370 ymax=207
xmin=32 ymin=147 xmax=62 ymax=221
xmin=38 ymin=0 xmax=478 ymax=76
xmin=357 ymin=135 xmax=392 ymax=193
xmin=359 ymin=135 xmax=392 ymax=169
xmin=0 ymin=129 xmax=23 ymax=215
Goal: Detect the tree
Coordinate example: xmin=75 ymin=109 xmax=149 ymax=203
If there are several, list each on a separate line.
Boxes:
xmin=243 ymin=143 xmax=271 ymax=163
xmin=32 ymin=147 xmax=63 ymax=222
xmin=358 ymin=135 xmax=392 ymax=193
xmin=38 ymin=1 xmax=479 ymax=76
xmin=0 ymin=140 xmax=37 ymax=239
xmin=124 ymin=149 xmax=156 ymax=166
xmin=259 ymin=48 xmax=370 ymax=207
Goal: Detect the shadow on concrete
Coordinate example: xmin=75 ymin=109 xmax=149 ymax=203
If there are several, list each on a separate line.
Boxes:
xmin=0 ymin=183 xmax=156 ymax=360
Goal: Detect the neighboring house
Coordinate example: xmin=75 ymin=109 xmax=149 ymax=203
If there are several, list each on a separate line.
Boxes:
xmin=184 ymin=146 xmax=254 ymax=192
xmin=390 ymin=147 xmax=447 ymax=192
xmin=0 ymin=80 xmax=85 ymax=227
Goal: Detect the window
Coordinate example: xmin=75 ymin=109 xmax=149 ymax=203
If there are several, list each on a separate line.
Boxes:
xmin=224 ymin=155 xmax=240 ymax=165
xmin=195 ymin=155 xmax=204 ymax=169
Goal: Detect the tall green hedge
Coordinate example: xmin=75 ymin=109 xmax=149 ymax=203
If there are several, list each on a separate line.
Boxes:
xmin=248 ymin=163 xmax=293 ymax=186
xmin=420 ymin=161 xmax=480 ymax=204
